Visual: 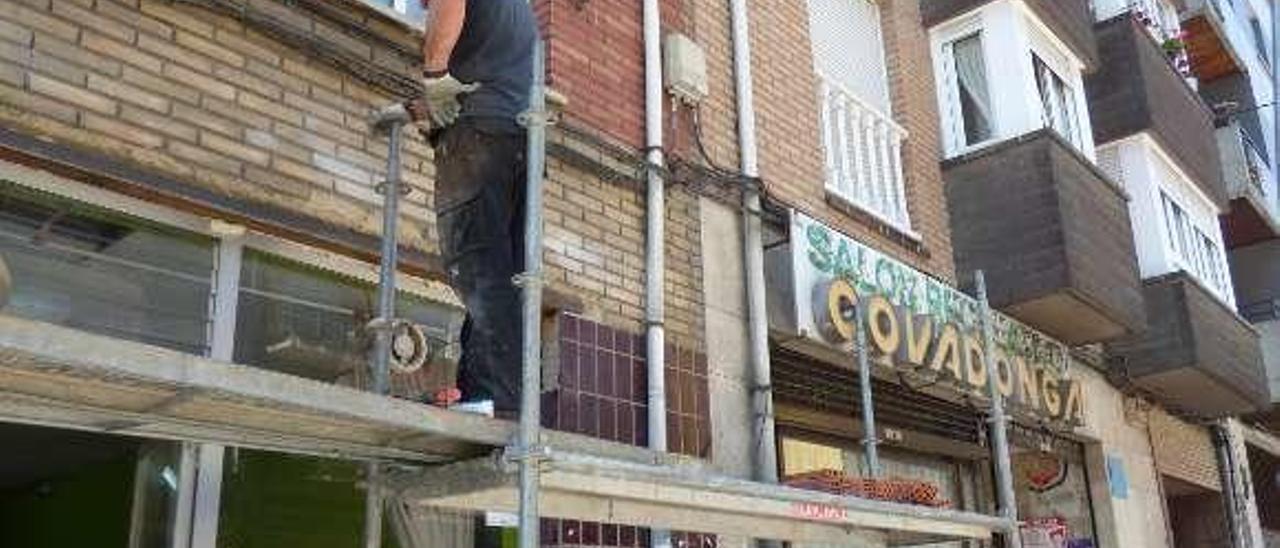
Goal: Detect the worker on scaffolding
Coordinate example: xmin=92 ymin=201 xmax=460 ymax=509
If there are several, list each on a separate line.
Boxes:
xmin=411 ymin=0 xmax=538 ymax=419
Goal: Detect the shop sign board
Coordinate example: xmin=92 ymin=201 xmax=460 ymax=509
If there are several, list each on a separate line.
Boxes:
xmin=789 ymin=212 xmax=1085 ymax=426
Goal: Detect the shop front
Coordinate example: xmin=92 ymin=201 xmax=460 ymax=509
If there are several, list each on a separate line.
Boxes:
xmin=766 ymin=211 xmax=1103 ymax=547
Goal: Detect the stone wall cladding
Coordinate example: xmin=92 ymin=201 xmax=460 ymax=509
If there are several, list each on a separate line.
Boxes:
xmin=749 ymin=0 xmax=956 ymax=283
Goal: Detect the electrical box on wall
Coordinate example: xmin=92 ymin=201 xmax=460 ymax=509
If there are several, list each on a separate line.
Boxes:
xmin=663 ymin=33 xmax=708 ymax=104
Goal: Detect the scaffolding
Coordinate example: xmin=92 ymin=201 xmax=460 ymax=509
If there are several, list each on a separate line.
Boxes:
xmin=0 ymin=6 xmax=1030 ymax=548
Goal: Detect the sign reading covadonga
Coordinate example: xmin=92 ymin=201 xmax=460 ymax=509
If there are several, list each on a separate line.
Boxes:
xmin=789 ymin=212 xmax=1085 ymax=426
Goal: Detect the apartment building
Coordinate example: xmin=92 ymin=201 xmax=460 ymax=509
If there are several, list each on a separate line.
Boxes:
xmin=0 ymin=0 xmax=1276 ymax=547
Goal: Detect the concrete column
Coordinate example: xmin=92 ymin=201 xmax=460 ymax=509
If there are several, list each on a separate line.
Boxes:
xmin=699 ymin=198 xmax=753 ymax=548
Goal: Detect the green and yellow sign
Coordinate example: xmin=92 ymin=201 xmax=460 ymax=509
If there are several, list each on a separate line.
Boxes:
xmin=789 ymin=212 xmax=1085 ymax=425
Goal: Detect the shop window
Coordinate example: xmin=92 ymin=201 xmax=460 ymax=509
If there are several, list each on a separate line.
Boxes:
xmin=233 ymin=249 xmax=461 ymax=402
xmin=779 ymin=433 xmax=989 ymax=516
xmin=1013 ymin=438 xmax=1099 ymax=548
xmin=0 ymin=183 xmax=214 ymax=354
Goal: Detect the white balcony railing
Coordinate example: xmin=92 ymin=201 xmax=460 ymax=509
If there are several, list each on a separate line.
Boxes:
xmin=817 ymin=76 xmax=911 ymax=233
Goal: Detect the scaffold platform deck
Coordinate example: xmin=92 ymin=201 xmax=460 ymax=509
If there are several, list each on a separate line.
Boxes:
xmin=0 ymin=314 xmax=1010 ymax=545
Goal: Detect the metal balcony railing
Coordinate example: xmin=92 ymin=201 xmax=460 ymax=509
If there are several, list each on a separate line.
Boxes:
xmin=817 ymin=76 xmax=911 ymax=233
xmin=1241 ymin=129 xmax=1271 ymax=199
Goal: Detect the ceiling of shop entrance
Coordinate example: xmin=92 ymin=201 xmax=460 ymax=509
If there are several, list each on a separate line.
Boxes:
xmin=0 ymin=423 xmax=137 ymax=489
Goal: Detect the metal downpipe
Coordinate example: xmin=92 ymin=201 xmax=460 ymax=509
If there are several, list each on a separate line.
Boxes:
xmin=642 ymin=0 xmax=671 ymax=545
xmin=729 ymin=0 xmax=778 ymax=491
xmin=976 ymin=271 xmax=1021 ymax=545
xmin=1213 ymin=423 xmax=1248 ymax=548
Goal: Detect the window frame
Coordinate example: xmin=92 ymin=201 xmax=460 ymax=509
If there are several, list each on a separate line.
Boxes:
xmin=1159 ymin=189 xmax=1233 ymax=300
xmin=931 ymin=3 xmax=1094 ymax=159
xmin=0 ymin=156 xmax=458 ymax=548
xmin=934 ymin=18 xmax=1001 ymax=157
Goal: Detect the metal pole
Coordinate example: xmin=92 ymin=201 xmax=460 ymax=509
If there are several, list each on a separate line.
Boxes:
xmin=855 ymin=300 xmax=880 ymax=476
xmin=364 ymin=105 xmax=409 ymax=548
xmin=975 ymin=271 xmax=1021 ymax=547
xmin=515 ymin=39 xmax=549 ymax=548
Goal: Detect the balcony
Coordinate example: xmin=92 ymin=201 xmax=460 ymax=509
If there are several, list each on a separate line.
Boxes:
xmin=1219 ymin=121 xmax=1280 ymax=247
xmin=818 ymin=77 xmax=911 ymax=234
xmin=943 ymin=130 xmax=1146 ymax=345
xmin=921 ymin=0 xmax=1098 ymax=69
xmin=1107 ymin=272 xmax=1269 ymax=417
xmin=1181 ymin=0 xmax=1247 ymax=83
xmin=1086 ymin=15 xmax=1228 ymax=210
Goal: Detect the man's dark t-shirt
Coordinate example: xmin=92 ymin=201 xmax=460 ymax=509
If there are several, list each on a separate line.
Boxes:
xmin=450 ymin=0 xmax=538 ymax=134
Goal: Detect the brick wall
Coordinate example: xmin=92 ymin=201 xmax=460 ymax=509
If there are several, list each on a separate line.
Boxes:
xmin=0 ymin=0 xmax=708 ymax=348
xmin=0 ymin=0 xmax=435 ymax=249
xmin=748 ymin=0 xmax=955 ymax=282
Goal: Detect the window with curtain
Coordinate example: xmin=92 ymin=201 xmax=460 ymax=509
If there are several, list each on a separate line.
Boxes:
xmin=949 ymin=33 xmax=995 ymax=148
xmin=1033 ymin=54 xmax=1082 ymax=150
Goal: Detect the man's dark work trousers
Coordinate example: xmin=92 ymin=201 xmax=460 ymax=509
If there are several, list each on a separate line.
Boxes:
xmin=433 ymin=120 xmax=527 ymax=415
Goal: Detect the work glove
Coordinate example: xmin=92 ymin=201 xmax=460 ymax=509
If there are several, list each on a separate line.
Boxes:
xmin=421 ymin=72 xmax=479 ymax=128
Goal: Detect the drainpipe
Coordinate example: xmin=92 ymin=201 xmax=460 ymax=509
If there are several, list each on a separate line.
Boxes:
xmin=642 ymin=1 xmax=670 ymax=547
xmin=730 ymin=0 xmax=779 ymax=498
xmin=1213 ymin=423 xmax=1249 ymax=548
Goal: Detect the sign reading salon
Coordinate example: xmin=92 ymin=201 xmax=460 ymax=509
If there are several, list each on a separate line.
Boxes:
xmin=789 ymin=212 xmax=1085 ymax=425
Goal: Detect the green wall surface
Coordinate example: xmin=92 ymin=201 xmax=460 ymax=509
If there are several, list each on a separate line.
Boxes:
xmin=0 ymin=457 xmax=134 ymax=548
xmin=218 ymin=450 xmax=400 ymax=548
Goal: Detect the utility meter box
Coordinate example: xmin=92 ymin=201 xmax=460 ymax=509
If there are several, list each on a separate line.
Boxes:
xmin=663 ymin=33 xmax=708 ymax=104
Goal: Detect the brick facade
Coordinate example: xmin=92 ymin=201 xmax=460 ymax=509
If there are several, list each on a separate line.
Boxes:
xmin=748 ymin=0 xmax=956 ymax=282
xmin=0 ymin=0 xmax=708 ymax=349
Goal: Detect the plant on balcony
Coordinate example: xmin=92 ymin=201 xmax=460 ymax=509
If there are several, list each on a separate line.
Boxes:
xmin=1161 ymin=37 xmax=1186 ymax=56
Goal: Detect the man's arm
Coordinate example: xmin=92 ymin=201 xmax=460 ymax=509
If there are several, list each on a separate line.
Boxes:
xmin=423 ymin=0 xmax=466 ymax=75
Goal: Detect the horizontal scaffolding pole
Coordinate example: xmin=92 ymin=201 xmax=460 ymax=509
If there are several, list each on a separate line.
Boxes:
xmin=392 ymin=450 xmax=1013 ymax=546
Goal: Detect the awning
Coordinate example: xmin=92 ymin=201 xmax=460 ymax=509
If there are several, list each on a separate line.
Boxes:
xmin=391 ymin=451 xmax=1011 ymax=546
xmin=0 ymin=314 xmax=506 ymax=462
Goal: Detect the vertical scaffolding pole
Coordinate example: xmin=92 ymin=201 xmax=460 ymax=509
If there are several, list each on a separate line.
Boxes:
xmin=364 ymin=104 xmax=410 ymax=548
xmin=975 ymin=271 xmax=1021 ymax=547
xmin=515 ymin=39 xmax=549 ymax=548
xmin=854 ymin=300 xmax=880 ymax=476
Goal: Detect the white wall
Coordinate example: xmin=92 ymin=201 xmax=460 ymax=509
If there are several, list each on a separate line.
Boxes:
xmin=1073 ymin=365 xmax=1174 ymax=548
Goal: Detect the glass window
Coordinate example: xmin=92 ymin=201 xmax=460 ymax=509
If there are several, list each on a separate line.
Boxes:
xmin=1033 ymin=54 xmax=1081 ymax=149
xmin=1013 ymin=438 xmax=1099 ymax=548
xmin=950 ymin=33 xmax=995 ymax=147
xmin=233 ymin=249 xmax=462 ymax=402
xmin=366 ymin=0 xmax=425 ymax=24
xmin=1160 ymin=191 xmax=1231 ymax=299
xmin=0 ymin=182 xmax=214 ymax=354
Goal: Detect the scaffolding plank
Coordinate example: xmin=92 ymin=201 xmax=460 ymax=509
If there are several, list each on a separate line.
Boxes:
xmin=0 ymin=314 xmax=507 ymax=461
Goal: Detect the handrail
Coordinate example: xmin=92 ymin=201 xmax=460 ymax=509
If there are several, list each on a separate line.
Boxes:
xmin=817 ymin=73 xmax=913 ymax=232
xmin=819 ymin=75 xmax=908 ymax=138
